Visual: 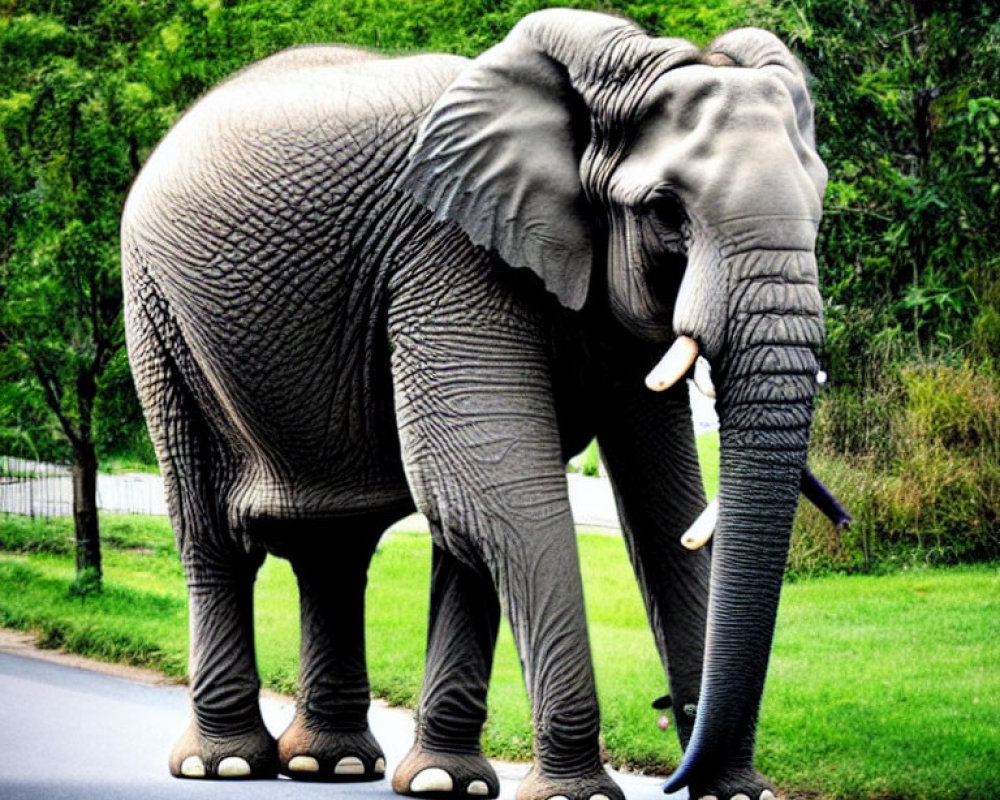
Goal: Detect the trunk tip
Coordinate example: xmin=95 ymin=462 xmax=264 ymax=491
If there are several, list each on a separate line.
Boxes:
xmin=661 ymin=744 xmax=700 ymax=794
xmin=662 ymin=768 xmax=691 ymax=795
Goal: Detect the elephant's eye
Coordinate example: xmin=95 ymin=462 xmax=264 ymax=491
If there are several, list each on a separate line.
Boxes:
xmin=648 ymin=192 xmax=687 ymax=233
xmin=644 ymin=192 xmax=688 ymax=258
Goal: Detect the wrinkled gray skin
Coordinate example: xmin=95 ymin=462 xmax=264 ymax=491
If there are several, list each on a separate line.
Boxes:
xmin=121 ymin=10 xmax=826 ymax=800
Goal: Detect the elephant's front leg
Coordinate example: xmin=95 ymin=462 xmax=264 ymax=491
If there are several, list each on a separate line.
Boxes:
xmin=389 ymin=281 xmax=622 ymax=800
xmin=279 ymin=530 xmax=386 ymax=781
xmin=392 ymin=540 xmax=502 ymax=798
xmin=597 ymin=380 xmax=711 ymax=750
xmin=171 ymin=548 xmax=278 ymax=779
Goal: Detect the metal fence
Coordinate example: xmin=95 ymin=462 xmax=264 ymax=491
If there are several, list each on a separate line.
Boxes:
xmin=0 ymin=455 xmax=167 ymax=518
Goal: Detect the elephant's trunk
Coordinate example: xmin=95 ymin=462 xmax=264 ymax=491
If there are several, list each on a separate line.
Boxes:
xmin=661 ymin=248 xmax=824 ymax=794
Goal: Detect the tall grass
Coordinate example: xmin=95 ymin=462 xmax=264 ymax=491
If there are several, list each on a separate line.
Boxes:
xmin=790 ymin=361 xmax=1000 ymax=574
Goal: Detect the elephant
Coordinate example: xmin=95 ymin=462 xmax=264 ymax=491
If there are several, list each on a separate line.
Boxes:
xmin=121 ymin=9 xmax=828 ymax=800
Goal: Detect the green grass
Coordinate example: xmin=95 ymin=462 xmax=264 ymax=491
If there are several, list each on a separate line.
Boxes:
xmin=1 ymin=512 xmax=997 ymax=800
xmin=762 ymin=567 xmax=1000 ymax=799
xmin=697 ymin=430 xmax=720 ymax=499
xmin=100 ymin=457 xmax=161 ymax=475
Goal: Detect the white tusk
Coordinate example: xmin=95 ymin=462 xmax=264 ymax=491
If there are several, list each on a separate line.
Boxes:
xmin=692 ymin=357 xmax=716 ymax=399
xmin=681 ymin=498 xmax=717 ymax=550
xmin=645 ymin=336 xmax=699 ymax=392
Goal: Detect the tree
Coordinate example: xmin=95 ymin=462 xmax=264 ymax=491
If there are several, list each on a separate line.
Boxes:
xmin=751 ymin=0 xmax=1000 ymax=380
xmin=0 ymin=0 xmax=273 ymax=587
xmin=0 ymin=0 xmax=778 ymax=590
xmin=1 ymin=14 xmax=143 ymax=588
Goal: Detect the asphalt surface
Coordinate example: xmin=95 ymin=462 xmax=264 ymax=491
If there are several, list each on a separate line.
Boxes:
xmin=0 ymin=647 xmax=686 ymax=800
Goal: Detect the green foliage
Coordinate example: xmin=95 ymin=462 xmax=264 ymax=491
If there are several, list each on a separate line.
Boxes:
xmin=581 ymin=439 xmax=602 ymax=476
xmin=791 ymin=363 xmax=1000 ymax=574
xmin=568 ymin=439 xmax=603 ymax=477
xmin=94 ymin=348 xmax=155 ymax=464
xmin=742 ymin=1 xmax=1000 ymax=574
xmin=0 ymin=357 xmax=69 ymax=461
xmin=2 ymin=7 xmax=139 ymax=464
xmin=751 ymin=0 xmax=1000 ymax=376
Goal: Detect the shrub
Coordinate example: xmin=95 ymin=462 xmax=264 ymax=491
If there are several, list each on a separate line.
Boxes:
xmin=790 ymin=362 xmax=1000 ymax=574
xmin=0 ymin=514 xmax=74 ymax=555
xmin=567 ymin=439 xmax=602 ymax=477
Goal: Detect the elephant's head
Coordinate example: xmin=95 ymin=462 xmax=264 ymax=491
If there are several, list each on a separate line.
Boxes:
xmin=399 ymin=9 xmax=826 ymax=793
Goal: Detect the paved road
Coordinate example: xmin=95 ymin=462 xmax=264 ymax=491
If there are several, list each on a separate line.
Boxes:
xmin=0 ymin=647 xmax=685 ymax=800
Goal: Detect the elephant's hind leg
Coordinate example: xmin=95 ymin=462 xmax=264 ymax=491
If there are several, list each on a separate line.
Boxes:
xmin=125 ymin=271 xmax=277 ymax=780
xmin=392 ymin=540 xmax=501 ymax=799
xmin=278 ymin=528 xmax=386 ymax=781
xmin=169 ymin=549 xmax=276 ymax=780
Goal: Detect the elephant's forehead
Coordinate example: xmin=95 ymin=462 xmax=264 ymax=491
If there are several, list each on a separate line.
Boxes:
xmin=637 ymin=64 xmax=794 ymax=124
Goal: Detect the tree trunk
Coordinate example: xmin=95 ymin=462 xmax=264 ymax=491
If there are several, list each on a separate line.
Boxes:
xmin=72 ymin=439 xmax=102 ymax=587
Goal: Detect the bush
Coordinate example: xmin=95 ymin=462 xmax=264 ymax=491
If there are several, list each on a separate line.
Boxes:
xmin=0 ymin=514 xmax=74 ymax=555
xmin=790 ymin=362 xmax=1000 ymax=574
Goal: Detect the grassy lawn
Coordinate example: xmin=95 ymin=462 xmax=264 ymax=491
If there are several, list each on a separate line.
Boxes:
xmin=1 ymin=510 xmax=997 ymax=800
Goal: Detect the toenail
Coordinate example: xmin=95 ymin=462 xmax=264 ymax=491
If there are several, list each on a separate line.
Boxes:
xmin=218 ymin=756 xmax=251 ymax=777
xmin=468 ymin=780 xmax=490 ymax=796
xmin=731 ymin=795 xmax=751 ymax=800
xmin=374 ymin=757 xmax=386 ymax=774
xmin=288 ymin=755 xmax=320 ymax=772
xmin=547 ymin=796 xmax=571 ymax=800
xmin=180 ymin=756 xmax=205 ymax=777
xmin=411 ymin=767 xmax=454 ymax=793
xmin=760 ymin=793 xmax=777 ymax=800
xmin=334 ymin=756 xmax=365 ymax=775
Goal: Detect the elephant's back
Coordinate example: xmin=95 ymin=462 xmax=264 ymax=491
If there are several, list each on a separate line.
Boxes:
xmin=122 ymin=49 xmax=466 ymax=520
xmin=122 ymin=49 xmax=466 ymax=298
xmin=124 ymin=48 xmax=467 ymax=227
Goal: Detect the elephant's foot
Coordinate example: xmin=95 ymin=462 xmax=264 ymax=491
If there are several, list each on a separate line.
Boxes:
xmin=278 ymin=715 xmax=385 ymax=782
xmin=515 ymin=763 xmax=624 ymax=800
xmin=169 ymin=720 xmax=278 ymax=779
xmin=391 ymin=744 xmax=499 ymax=799
xmin=687 ymin=768 xmax=778 ymax=800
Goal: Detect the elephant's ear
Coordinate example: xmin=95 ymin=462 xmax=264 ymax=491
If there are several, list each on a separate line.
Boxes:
xmin=397 ymin=17 xmax=597 ymax=310
xmin=706 ymin=28 xmax=818 ymax=148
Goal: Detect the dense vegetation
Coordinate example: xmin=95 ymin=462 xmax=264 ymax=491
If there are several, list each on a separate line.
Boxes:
xmin=2 ymin=0 xmax=998 ymax=574
xmin=755 ymin=0 xmax=1000 ymax=571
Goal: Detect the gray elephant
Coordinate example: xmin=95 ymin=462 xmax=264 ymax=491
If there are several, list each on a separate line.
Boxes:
xmin=121 ymin=9 xmax=827 ymax=800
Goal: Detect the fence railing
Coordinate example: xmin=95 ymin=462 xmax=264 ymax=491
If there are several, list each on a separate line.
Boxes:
xmin=0 ymin=455 xmax=167 ymax=518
